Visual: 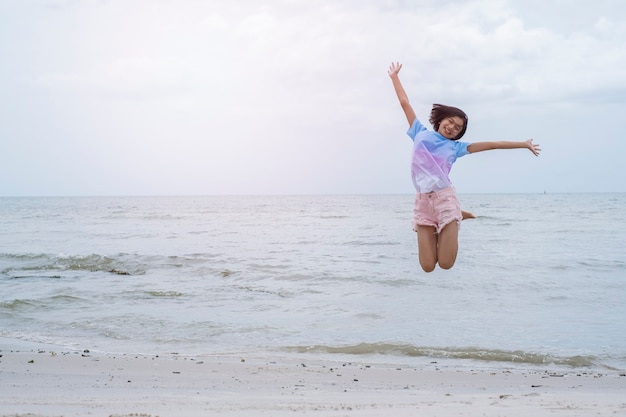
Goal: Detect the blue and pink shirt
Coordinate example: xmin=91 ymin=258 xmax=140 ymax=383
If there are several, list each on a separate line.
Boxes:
xmin=407 ymin=118 xmax=470 ymax=193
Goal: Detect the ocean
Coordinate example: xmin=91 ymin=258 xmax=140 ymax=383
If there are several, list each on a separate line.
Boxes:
xmin=1 ymin=193 xmax=625 ymax=370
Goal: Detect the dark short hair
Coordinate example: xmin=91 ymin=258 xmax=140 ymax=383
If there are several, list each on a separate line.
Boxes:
xmin=429 ymin=104 xmax=468 ymax=140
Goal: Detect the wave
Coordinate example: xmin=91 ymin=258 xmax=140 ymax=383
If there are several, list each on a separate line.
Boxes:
xmin=0 ymin=252 xmax=147 ymax=277
xmin=0 ymin=295 xmax=85 ymax=313
xmin=0 ymin=299 xmax=40 ymax=311
xmin=143 ymin=291 xmax=185 ymax=298
xmin=0 ymin=251 xmax=262 ymax=284
xmin=286 ymin=342 xmax=598 ymax=368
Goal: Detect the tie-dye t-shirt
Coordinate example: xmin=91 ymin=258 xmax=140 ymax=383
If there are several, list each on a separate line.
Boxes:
xmin=407 ymin=117 xmax=470 ymax=193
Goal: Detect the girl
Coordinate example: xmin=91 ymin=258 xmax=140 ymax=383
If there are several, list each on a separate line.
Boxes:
xmin=388 ymin=62 xmax=540 ymax=272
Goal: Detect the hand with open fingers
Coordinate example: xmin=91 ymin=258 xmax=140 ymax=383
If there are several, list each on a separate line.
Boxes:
xmin=388 ymin=62 xmax=403 ymax=77
xmin=527 ymin=139 xmax=541 ymax=156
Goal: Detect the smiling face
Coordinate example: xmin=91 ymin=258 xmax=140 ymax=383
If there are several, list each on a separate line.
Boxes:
xmin=437 ymin=116 xmax=465 ymax=139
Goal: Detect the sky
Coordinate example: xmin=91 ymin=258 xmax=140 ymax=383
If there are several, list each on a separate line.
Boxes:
xmin=1 ymin=0 xmax=626 ymax=196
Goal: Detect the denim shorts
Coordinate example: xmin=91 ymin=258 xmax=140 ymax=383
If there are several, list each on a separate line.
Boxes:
xmin=412 ymin=186 xmax=462 ymax=234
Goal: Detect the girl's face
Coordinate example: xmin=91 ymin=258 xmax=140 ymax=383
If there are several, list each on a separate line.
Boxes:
xmin=438 ymin=116 xmax=465 ymax=139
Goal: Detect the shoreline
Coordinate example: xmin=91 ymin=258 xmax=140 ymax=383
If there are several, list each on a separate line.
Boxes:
xmin=1 ymin=342 xmax=625 ymax=417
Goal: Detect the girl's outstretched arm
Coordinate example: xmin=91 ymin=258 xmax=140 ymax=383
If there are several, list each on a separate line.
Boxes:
xmin=388 ymin=62 xmax=416 ymax=127
xmin=467 ymin=139 xmax=541 ymax=156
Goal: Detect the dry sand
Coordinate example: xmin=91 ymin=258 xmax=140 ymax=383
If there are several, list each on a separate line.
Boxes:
xmin=1 ymin=345 xmax=625 ymax=417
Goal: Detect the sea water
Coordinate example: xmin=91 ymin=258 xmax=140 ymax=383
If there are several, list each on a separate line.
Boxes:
xmin=1 ymin=194 xmax=625 ymax=370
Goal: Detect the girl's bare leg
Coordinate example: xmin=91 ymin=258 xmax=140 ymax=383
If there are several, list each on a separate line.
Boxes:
xmin=416 ymin=225 xmax=438 ymax=272
xmin=437 ymin=221 xmax=459 ymax=270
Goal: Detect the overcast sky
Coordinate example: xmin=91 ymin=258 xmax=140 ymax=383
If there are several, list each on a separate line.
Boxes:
xmin=1 ymin=0 xmax=625 ymax=196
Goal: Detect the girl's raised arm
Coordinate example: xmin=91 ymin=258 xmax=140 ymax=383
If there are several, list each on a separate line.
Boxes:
xmin=388 ymin=62 xmax=417 ymax=127
xmin=467 ymin=139 xmax=541 ymax=156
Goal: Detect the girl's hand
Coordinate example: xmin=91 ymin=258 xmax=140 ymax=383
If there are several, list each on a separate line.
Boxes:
xmin=526 ymin=139 xmax=541 ymax=156
xmin=388 ymin=62 xmax=402 ymax=77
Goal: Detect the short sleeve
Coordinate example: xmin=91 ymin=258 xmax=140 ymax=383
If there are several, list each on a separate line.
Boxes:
xmin=406 ymin=118 xmax=427 ymax=142
xmin=455 ymin=141 xmax=470 ymax=158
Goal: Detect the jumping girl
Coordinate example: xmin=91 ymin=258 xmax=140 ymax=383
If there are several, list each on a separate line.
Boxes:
xmin=388 ymin=62 xmax=541 ymax=272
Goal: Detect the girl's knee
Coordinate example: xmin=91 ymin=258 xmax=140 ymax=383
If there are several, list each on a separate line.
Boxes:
xmin=437 ymin=251 xmax=457 ymax=270
xmin=438 ymin=259 xmax=456 ymax=270
xmin=420 ymin=260 xmax=437 ymax=273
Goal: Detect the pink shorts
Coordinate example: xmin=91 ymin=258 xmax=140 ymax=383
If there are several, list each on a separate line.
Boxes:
xmin=412 ymin=187 xmax=462 ymax=234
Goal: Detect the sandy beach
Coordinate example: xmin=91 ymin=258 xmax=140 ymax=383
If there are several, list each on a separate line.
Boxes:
xmin=1 ymin=343 xmax=625 ymax=417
